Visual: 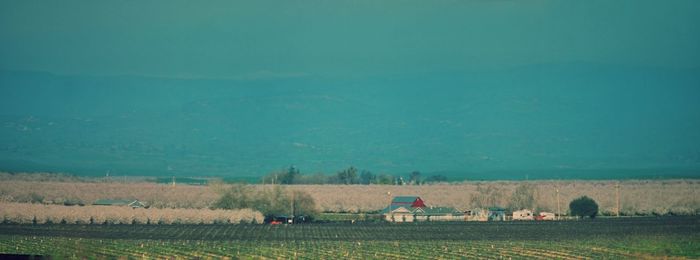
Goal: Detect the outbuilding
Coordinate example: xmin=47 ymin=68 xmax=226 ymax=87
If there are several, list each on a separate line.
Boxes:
xmin=537 ymin=212 xmax=556 ymax=220
xmin=93 ymin=199 xmax=146 ymax=208
xmin=488 ymin=207 xmax=506 ymax=221
xmin=415 ymin=207 xmax=463 ymax=221
xmin=512 ymin=209 xmax=534 ymax=220
xmin=464 ymin=209 xmax=489 ymax=221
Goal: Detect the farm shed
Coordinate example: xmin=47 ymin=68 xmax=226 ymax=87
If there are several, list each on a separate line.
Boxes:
xmin=93 ymin=199 xmax=146 ymax=208
xmin=537 ymin=212 xmax=556 ymax=220
xmin=464 ymin=209 xmax=489 ymax=221
xmin=513 ymin=209 xmax=534 ymax=220
xmin=487 ymin=207 xmax=506 ymax=221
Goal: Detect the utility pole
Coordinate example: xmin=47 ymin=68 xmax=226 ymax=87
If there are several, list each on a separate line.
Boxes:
xmin=387 ymin=192 xmax=393 ymax=222
xmin=556 ymin=186 xmax=560 ymax=221
xmin=171 ymin=176 xmax=176 ymax=187
xmin=290 ymin=190 xmax=295 ymax=224
xmin=616 ymin=182 xmax=620 ymax=217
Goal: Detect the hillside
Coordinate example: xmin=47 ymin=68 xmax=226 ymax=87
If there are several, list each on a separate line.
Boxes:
xmin=1 ymin=64 xmax=700 ymax=179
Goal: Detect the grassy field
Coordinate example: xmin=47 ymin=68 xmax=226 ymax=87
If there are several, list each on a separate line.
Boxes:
xmin=1 ymin=217 xmax=698 ymax=259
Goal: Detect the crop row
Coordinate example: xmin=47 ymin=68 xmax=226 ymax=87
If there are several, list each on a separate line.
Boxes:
xmin=2 ymin=216 xmax=697 ymax=242
xmin=1 ymin=217 xmax=697 ymax=258
xmin=4 ymin=235 xmax=688 ymax=259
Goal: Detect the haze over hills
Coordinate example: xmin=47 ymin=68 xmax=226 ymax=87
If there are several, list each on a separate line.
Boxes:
xmin=1 ymin=63 xmax=699 ymax=180
xmin=2 ymin=1 xmax=699 ymax=181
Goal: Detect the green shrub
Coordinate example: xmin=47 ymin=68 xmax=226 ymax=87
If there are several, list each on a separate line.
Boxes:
xmin=569 ymin=196 xmax=598 ymax=218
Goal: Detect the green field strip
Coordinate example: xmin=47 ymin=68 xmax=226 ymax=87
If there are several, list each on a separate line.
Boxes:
xmin=0 ymin=217 xmax=698 ymax=259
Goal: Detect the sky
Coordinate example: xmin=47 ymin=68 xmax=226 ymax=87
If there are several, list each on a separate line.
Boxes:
xmin=1 ymin=0 xmax=699 ymax=78
xmin=0 ymin=1 xmax=699 ymax=179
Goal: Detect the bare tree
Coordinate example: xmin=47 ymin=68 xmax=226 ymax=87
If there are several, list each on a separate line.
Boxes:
xmin=508 ymin=183 xmax=535 ymax=210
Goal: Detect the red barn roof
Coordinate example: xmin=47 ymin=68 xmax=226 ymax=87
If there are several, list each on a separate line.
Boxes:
xmin=390 ymin=196 xmax=425 ymax=208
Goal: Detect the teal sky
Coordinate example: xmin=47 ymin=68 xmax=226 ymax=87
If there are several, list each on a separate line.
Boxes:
xmin=1 ymin=1 xmax=699 ymax=179
xmin=1 ymin=0 xmax=699 ymax=78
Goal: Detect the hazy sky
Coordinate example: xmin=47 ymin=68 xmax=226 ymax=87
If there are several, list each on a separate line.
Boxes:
xmin=1 ymin=1 xmax=700 ymax=178
xmin=1 ymin=0 xmax=699 ymax=79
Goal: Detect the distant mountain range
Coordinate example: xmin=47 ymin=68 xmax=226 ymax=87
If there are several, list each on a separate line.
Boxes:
xmin=1 ymin=63 xmax=699 ymax=180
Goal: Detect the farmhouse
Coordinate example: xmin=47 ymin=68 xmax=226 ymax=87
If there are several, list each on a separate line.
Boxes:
xmin=93 ymin=199 xmax=147 ymax=208
xmin=382 ymin=206 xmax=416 ymax=222
xmin=381 ymin=196 xmax=462 ymax=222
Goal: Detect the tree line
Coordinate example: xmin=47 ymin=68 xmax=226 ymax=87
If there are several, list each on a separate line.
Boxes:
xmin=261 ymin=166 xmax=448 ymax=185
xmin=212 ymin=184 xmax=317 ymax=221
xmin=0 ymin=202 xmax=263 ymax=225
